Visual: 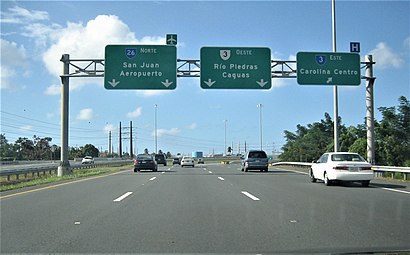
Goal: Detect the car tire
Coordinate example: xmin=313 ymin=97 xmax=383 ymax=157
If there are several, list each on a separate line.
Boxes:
xmin=265 ymin=168 xmax=268 ymax=172
xmin=361 ymin=180 xmax=370 ymax=187
xmin=309 ymin=169 xmax=317 ymax=183
xmin=245 ymin=167 xmax=248 ymax=172
xmin=324 ymin=172 xmax=331 ymax=186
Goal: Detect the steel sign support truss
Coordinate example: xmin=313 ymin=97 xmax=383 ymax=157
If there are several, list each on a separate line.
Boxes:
xmin=61 ymin=58 xmax=372 ymax=80
xmin=59 ymin=56 xmax=375 ymax=176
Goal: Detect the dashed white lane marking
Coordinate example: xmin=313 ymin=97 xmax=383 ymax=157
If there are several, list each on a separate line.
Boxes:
xmin=241 ymin=191 xmax=260 ymax=201
xmin=209 ymin=171 xmax=213 ymax=174
xmin=149 ymin=177 xmax=157 ymax=181
xmin=218 ymin=177 xmax=225 ymax=181
xmin=113 ymin=192 xmax=133 ymax=202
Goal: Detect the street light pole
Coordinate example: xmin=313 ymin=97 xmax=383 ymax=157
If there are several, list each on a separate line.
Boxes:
xmin=257 ymin=104 xmax=263 ymax=150
xmin=224 ymin=119 xmax=227 ymax=156
xmin=154 ymin=104 xmax=158 ymax=154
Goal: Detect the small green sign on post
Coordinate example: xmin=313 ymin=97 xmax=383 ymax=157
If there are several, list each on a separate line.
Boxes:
xmin=104 ymin=45 xmax=176 ymax=90
xmin=296 ymin=52 xmax=361 ymax=86
xmin=200 ymin=47 xmax=271 ymax=89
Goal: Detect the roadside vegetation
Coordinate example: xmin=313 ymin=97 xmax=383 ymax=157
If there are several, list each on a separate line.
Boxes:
xmin=0 ymin=165 xmax=130 ymax=192
xmin=1 ymin=96 xmax=409 ymax=168
xmin=280 ymin=96 xmax=410 ymax=166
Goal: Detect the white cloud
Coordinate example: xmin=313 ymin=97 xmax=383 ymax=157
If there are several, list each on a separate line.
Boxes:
xmin=1 ymin=39 xmax=29 ymax=90
xmin=44 ymin=84 xmax=60 ymax=96
xmin=152 ymin=128 xmax=180 ymax=137
xmin=135 ymin=90 xmax=171 ymax=97
xmin=19 ymin=125 xmax=33 ymax=131
xmin=40 ymin=15 xmax=165 ymax=91
xmin=1 ymin=39 xmax=28 ymax=66
xmin=1 ymin=6 xmax=49 ymax=24
xmin=127 ymin=107 xmax=142 ymax=118
xmin=76 ymin=108 xmax=93 ymax=121
xmin=186 ymin=123 xmax=197 ymax=130
xmin=405 ymin=37 xmax=410 ymax=50
xmin=369 ymin=42 xmax=404 ymax=69
xmin=103 ymin=124 xmax=116 ymax=134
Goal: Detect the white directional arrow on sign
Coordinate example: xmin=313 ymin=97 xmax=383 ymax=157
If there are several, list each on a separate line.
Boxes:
xmin=161 ymin=79 xmax=173 ymax=87
xmin=108 ymin=79 xmax=120 ymax=87
xmin=326 ymin=77 xmax=333 ymax=84
xmin=256 ymin=79 xmax=268 ymax=87
xmin=204 ymin=79 xmax=216 ymax=87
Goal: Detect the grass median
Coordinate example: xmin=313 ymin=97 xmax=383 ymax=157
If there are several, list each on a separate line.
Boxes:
xmin=0 ymin=165 xmax=131 ymax=192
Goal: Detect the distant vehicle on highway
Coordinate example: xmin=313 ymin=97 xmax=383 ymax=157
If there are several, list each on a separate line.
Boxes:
xmin=181 ymin=156 xmax=195 ymax=167
xmin=134 ymin=154 xmax=157 ymax=172
xmin=81 ymin=156 xmax=94 ymax=164
xmin=155 ymin=154 xmax=167 ymax=166
xmin=172 ymin=158 xmax=181 ymax=165
xmin=197 ymin=158 xmax=204 ymax=164
xmin=310 ymin=152 xmax=373 ymax=187
xmin=241 ymin=150 xmax=268 ymax=172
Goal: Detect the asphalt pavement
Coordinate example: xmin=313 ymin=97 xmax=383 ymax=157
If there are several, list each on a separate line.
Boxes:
xmin=1 ymin=163 xmax=409 ymax=254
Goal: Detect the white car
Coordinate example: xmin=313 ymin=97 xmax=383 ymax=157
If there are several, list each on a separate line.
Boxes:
xmin=181 ymin=156 xmax=195 ymax=167
xmin=310 ymin=152 xmax=373 ymax=187
xmin=81 ymin=156 xmax=94 ymax=164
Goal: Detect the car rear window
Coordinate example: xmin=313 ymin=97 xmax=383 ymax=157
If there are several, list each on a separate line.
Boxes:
xmin=331 ymin=154 xmax=365 ymax=162
xmin=137 ymin=155 xmax=152 ymax=160
xmin=248 ymin=151 xmax=267 ymax=158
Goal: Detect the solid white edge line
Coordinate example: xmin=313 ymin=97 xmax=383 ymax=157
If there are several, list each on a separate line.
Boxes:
xmin=275 ymin=168 xmax=410 ymax=195
xmin=241 ymin=191 xmax=260 ymax=201
xmin=378 ymin=187 xmax=410 ymax=195
xmin=149 ymin=177 xmax=157 ymax=181
xmin=113 ymin=192 xmax=133 ymax=202
xmin=218 ymin=177 xmax=225 ymax=181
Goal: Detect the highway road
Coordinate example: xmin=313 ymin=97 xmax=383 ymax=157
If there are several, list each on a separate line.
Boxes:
xmin=1 ymin=163 xmax=409 ymax=254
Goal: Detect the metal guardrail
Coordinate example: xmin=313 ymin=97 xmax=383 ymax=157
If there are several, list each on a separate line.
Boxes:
xmin=0 ymin=160 xmax=132 ymax=181
xmin=271 ymin=162 xmax=410 ymax=180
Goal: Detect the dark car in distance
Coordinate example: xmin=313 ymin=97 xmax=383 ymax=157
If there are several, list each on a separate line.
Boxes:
xmin=172 ymin=158 xmax=181 ymax=165
xmin=134 ymin=154 xmax=158 ymax=172
xmin=155 ymin=154 xmax=167 ymax=166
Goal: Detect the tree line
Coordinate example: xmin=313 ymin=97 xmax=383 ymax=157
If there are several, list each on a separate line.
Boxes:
xmin=2 ymin=96 xmax=409 ymax=166
xmin=279 ymin=96 xmax=410 ymax=166
xmin=0 ymin=134 xmax=100 ymax=161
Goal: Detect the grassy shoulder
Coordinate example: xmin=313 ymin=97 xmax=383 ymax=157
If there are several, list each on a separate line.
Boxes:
xmin=0 ymin=165 xmax=130 ymax=192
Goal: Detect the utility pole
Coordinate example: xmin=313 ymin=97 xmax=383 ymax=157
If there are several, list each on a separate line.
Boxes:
xmin=108 ymin=131 xmax=112 ymax=155
xmin=130 ymin=121 xmax=133 ymax=159
xmin=332 ymin=0 xmax=339 ymax=152
xmin=119 ymin=122 xmax=122 ymax=158
xmin=154 ymin=104 xmax=158 ymax=154
xmin=365 ymin=55 xmax=376 ymax=164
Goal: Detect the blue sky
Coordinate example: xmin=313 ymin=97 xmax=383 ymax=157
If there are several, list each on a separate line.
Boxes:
xmin=1 ymin=1 xmax=409 ymax=156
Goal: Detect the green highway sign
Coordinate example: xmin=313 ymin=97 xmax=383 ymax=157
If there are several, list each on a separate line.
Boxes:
xmin=200 ymin=47 xmax=271 ymax=89
xmin=104 ymin=45 xmax=176 ymax=90
xmin=296 ymin=52 xmax=361 ymax=85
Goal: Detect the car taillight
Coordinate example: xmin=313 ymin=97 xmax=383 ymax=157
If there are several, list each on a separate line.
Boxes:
xmin=333 ymin=166 xmax=349 ymax=170
xmin=134 ymin=160 xmax=138 ymax=165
